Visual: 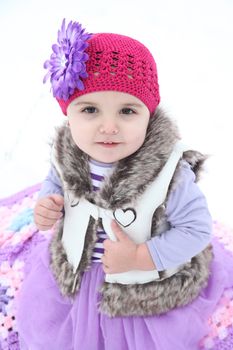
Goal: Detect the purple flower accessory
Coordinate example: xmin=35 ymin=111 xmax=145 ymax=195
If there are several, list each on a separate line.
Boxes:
xmin=43 ymin=19 xmax=92 ymax=100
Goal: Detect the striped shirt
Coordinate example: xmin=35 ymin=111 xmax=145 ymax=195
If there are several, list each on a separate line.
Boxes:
xmin=89 ymin=159 xmax=115 ymax=262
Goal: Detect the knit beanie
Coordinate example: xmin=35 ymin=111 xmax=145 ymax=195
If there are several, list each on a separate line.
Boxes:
xmin=44 ymin=19 xmax=160 ymax=115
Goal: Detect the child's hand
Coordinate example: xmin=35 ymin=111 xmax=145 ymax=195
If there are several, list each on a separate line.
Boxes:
xmin=101 ymin=220 xmax=156 ymax=274
xmin=34 ymin=194 xmax=64 ymax=231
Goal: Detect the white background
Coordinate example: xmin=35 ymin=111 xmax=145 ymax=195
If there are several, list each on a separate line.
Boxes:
xmin=0 ymin=0 xmax=232 ymax=225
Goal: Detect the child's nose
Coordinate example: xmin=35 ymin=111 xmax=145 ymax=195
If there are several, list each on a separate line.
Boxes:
xmin=99 ymin=119 xmax=119 ymax=135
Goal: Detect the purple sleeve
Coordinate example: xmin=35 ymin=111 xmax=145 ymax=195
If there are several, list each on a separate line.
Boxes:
xmin=146 ymin=162 xmax=212 ymax=271
xmin=38 ymin=166 xmax=64 ymax=198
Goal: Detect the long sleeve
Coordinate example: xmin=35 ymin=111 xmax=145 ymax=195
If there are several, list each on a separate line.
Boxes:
xmin=38 ymin=166 xmax=63 ymax=198
xmin=146 ymin=162 xmax=212 ymax=271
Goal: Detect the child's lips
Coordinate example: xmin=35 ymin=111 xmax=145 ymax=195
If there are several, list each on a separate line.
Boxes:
xmin=96 ymin=141 xmax=120 ymax=148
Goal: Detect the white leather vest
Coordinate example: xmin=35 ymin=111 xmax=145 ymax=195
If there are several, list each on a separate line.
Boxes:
xmin=52 ymin=141 xmax=189 ymax=284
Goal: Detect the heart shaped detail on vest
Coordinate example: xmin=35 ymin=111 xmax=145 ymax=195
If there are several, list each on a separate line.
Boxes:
xmin=113 ymin=208 xmax=137 ymax=227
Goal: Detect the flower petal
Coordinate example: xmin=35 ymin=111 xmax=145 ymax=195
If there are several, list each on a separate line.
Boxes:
xmin=76 ymin=79 xmax=84 ymax=90
xmin=52 ymin=44 xmax=60 ymax=54
xmin=43 ymin=18 xmax=92 ymax=99
xmin=43 ymin=71 xmax=51 ymax=83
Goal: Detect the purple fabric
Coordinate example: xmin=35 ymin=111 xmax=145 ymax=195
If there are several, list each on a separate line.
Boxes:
xmin=91 ymin=172 xmax=105 ymax=181
xmin=147 ymin=163 xmax=212 ymax=270
xmin=89 ymin=158 xmax=114 ymax=168
xmin=0 ymin=184 xmax=52 ymax=350
xmin=38 ymin=166 xmax=63 ymax=199
xmin=93 ymin=185 xmax=100 ymax=192
xmin=93 ymin=247 xmax=104 ymax=254
xmin=97 ymin=236 xmax=106 ymax=243
xmin=16 ymin=237 xmax=233 ymax=350
xmin=212 ymin=327 xmax=233 ymax=349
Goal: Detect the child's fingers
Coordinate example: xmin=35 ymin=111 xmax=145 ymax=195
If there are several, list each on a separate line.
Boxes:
xmin=39 ymin=197 xmax=63 ymax=212
xmin=33 ymin=195 xmax=64 ymax=231
xmin=49 ymin=194 xmax=64 ymax=208
xmin=34 ymin=214 xmax=59 ymax=227
xmin=35 ymin=222 xmax=57 ymax=231
xmin=36 ymin=205 xmax=63 ymax=219
xmin=34 ymin=222 xmax=55 ymax=231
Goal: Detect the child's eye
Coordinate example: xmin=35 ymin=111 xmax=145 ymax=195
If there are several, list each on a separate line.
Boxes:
xmin=121 ymin=108 xmax=135 ymax=115
xmin=82 ymin=106 xmax=97 ymax=113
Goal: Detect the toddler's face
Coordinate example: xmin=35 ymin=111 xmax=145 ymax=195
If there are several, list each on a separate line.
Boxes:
xmin=67 ymin=91 xmax=150 ymax=163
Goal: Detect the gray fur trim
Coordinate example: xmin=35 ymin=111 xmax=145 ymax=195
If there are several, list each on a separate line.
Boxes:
xmin=183 ymin=150 xmax=207 ymax=182
xmin=50 ymin=217 xmax=99 ymax=296
xmin=99 ymin=245 xmax=213 ymax=317
xmin=49 ymin=107 xmax=213 ymax=316
xmin=53 ymin=125 xmax=93 ymax=199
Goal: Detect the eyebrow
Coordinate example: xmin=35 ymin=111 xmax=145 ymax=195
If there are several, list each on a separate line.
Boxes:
xmin=73 ymin=101 xmax=144 ymax=108
xmin=73 ymin=101 xmax=98 ymax=106
xmin=121 ymin=103 xmax=143 ymax=108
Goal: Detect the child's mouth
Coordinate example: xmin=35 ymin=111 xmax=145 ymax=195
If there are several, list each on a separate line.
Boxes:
xmin=97 ymin=142 xmax=120 ymax=148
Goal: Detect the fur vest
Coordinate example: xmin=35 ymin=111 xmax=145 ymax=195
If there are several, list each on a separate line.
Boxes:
xmin=49 ymin=108 xmax=213 ymax=317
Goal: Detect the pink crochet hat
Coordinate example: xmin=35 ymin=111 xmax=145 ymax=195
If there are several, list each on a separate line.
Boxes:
xmin=44 ymin=20 xmax=160 ymax=115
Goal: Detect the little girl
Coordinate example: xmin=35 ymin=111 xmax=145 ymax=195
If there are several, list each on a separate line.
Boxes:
xmin=17 ymin=19 xmax=233 ymax=349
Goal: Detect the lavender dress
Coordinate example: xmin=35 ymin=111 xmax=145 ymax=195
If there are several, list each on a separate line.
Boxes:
xmin=16 ymin=162 xmax=233 ymax=350
xmin=17 ymin=240 xmax=233 ymax=350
